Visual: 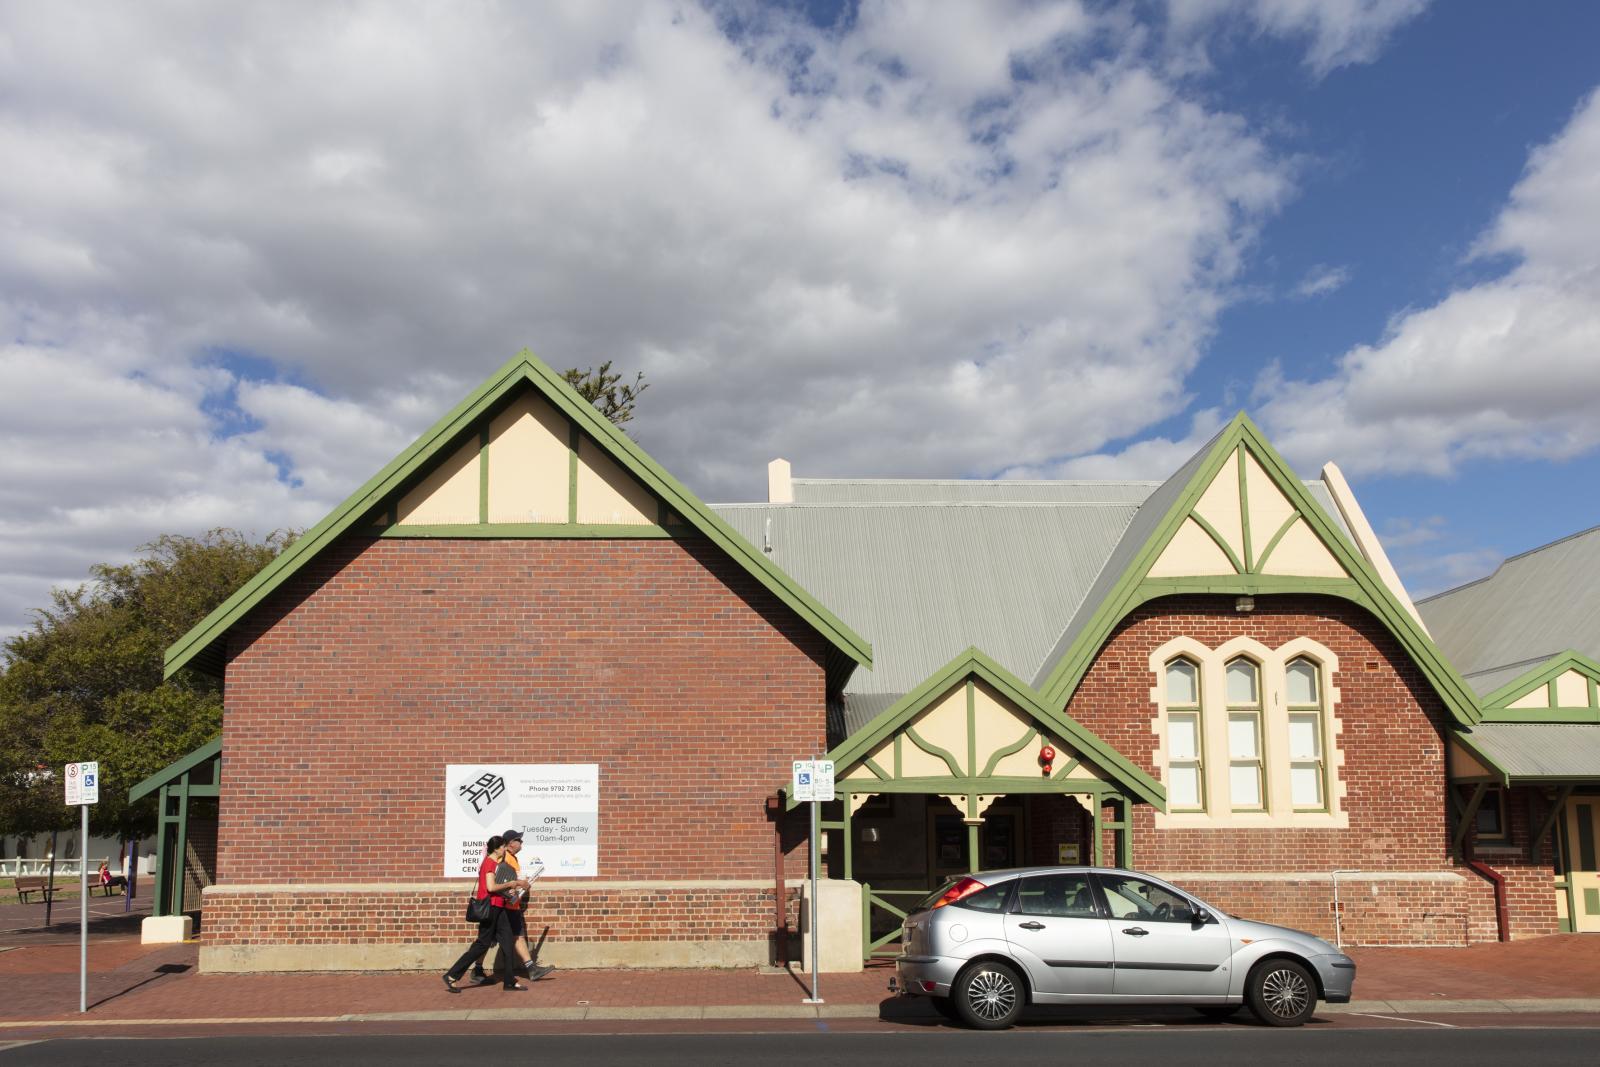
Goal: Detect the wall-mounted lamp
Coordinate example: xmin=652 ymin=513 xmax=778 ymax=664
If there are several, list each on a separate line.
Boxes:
xmin=1235 ymin=596 xmax=1255 ymax=613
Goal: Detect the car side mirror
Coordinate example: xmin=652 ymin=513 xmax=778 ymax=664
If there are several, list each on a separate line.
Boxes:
xmin=1192 ymin=907 xmax=1211 ymax=925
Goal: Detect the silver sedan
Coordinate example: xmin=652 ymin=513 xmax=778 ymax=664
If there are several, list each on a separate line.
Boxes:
xmin=891 ymin=866 xmax=1355 ymax=1029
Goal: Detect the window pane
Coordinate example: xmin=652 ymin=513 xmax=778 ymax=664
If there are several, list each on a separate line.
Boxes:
xmin=1228 ymin=713 xmax=1260 ymax=759
xmin=1226 ymin=659 xmax=1258 ymax=704
xmin=1475 ymin=793 xmax=1505 ymax=837
xmin=1096 ymin=874 xmax=1200 ymax=923
xmin=1286 ymin=659 xmax=1319 ymax=705
xmin=1288 ymin=714 xmax=1321 ymax=759
xmin=1166 ymin=659 xmax=1198 ymax=705
xmin=1015 ymin=873 xmax=1096 ymax=917
xmin=954 ymin=882 xmax=1013 ymax=913
xmin=1169 ymin=764 xmax=1201 ymax=808
xmin=1230 ymin=763 xmax=1262 ymax=807
xmin=1290 ymin=764 xmax=1323 ymax=808
xmin=1168 ymin=713 xmax=1198 ymax=760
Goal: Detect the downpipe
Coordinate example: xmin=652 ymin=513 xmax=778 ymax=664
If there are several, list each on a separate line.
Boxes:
xmin=1463 ymin=842 xmax=1509 ymax=943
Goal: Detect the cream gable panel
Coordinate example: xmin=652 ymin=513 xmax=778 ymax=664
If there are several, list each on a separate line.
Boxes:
xmin=487 ymin=393 xmax=570 ymax=523
xmin=395 ymin=439 xmax=480 ymax=525
xmin=1508 ymin=687 xmax=1551 ymax=709
xmin=1191 ymin=452 xmax=1245 ymax=564
xmin=1258 ymin=518 xmax=1347 ymax=578
xmin=1149 ymin=517 xmax=1238 ymax=577
xmin=970 ymin=681 xmax=1036 ymax=776
xmin=903 ymin=684 xmax=968 ymax=776
xmin=1555 ymin=669 xmax=1589 ymax=707
xmin=1242 ymin=451 xmax=1295 ymax=561
xmin=576 ymin=436 xmax=656 ymax=524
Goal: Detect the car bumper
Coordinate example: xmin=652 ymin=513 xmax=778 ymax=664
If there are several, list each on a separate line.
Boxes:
xmin=1310 ymin=952 xmax=1357 ymax=1003
xmin=892 ymin=954 xmax=964 ymax=997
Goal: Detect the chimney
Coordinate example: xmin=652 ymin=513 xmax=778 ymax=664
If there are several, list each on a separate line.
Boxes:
xmin=768 ymin=458 xmax=793 ymax=504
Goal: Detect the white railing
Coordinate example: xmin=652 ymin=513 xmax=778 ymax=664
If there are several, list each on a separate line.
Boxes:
xmin=0 ymin=857 xmax=122 ymax=879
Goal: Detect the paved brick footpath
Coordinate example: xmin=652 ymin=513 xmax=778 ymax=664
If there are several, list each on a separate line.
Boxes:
xmin=1 ymin=934 xmax=1599 ymax=1027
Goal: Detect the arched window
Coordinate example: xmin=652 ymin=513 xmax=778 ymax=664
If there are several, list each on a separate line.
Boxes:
xmin=1286 ymin=657 xmax=1326 ymax=811
xmin=1165 ymin=658 xmax=1204 ymax=811
xmin=1225 ymin=658 xmax=1264 ymax=811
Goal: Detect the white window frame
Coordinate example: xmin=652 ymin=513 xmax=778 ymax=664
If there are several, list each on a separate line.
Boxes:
xmin=1149 ymin=636 xmax=1347 ymax=829
xmin=1164 ymin=657 xmax=1206 ymax=812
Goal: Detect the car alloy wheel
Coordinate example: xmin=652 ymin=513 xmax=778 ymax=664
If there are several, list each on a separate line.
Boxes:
xmin=1246 ymin=958 xmax=1316 ymax=1027
xmin=954 ymin=960 xmax=1024 ymax=1030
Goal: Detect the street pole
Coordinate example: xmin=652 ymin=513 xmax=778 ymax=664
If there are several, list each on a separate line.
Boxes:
xmin=45 ymin=830 xmax=58 ymax=928
xmin=79 ymin=803 xmax=88 ymax=1013
xmin=803 ymin=787 xmax=822 ymax=1004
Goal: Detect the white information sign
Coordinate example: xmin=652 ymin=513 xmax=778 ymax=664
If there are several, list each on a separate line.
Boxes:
xmin=64 ymin=761 xmax=99 ymax=806
xmin=813 ymin=759 xmax=835 ymax=801
xmin=444 ymin=764 xmax=598 ymax=878
xmin=791 ymin=759 xmax=835 ymax=803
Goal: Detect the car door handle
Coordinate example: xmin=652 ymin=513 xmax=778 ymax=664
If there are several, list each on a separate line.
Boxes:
xmin=1018 ymin=921 xmax=1046 ymax=931
xmin=1122 ymin=927 xmax=1149 ymax=937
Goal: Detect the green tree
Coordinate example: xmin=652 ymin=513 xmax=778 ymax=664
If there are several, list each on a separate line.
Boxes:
xmin=562 ymin=361 xmax=650 ymax=428
xmin=0 ymin=529 xmax=291 ymax=838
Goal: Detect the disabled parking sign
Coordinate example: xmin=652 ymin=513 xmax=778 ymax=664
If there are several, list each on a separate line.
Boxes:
xmin=64 ymin=761 xmax=99 ymax=806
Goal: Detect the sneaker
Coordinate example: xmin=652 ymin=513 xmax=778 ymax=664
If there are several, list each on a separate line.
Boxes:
xmin=528 ymin=964 xmax=556 ymax=981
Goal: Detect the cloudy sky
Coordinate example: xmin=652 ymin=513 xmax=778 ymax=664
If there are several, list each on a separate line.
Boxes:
xmin=3 ymin=0 xmax=1598 ymax=638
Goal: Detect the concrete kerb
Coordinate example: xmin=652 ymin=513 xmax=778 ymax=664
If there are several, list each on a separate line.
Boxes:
xmin=3 ymin=999 xmax=1600 ymax=1029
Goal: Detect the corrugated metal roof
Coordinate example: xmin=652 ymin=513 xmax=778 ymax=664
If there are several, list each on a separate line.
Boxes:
xmin=1465 ymin=723 xmax=1600 ymax=781
xmin=792 ymin=476 xmax=1349 ymax=527
xmin=792 ymin=479 xmax=1159 ymax=504
xmin=712 ymin=501 xmax=1139 ymax=697
xmin=1417 ymin=524 xmax=1600 ymax=694
xmin=715 ymin=473 xmax=1354 ymax=706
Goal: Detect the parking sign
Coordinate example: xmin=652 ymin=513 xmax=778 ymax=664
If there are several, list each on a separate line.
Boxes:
xmin=64 ymin=761 xmax=99 ymax=806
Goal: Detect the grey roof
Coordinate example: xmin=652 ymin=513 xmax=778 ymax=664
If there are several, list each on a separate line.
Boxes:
xmin=713 ymin=500 xmax=1138 ymax=699
xmin=793 ymin=479 xmax=1160 ymax=505
xmin=1417 ymin=524 xmax=1600 ymax=695
xmin=711 ymin=470 xmax=1350 ymax=715
xmin=1464 ymin=723 xmax=1600 ymax=782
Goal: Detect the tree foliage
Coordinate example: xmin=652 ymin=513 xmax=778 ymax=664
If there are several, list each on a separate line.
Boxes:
xmin=0 ymin=530 xmax=291 ymax=837
xmin=562 ymin=361 xmax=650 ymax=428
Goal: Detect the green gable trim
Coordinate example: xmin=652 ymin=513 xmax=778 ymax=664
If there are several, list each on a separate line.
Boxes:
xmin=165 ymin=351 xmax=871 ymax=680
xmin=1036 ymin=413 xmax=1484 ymax=729
xmin=804 ymin=647 xmax=1165 ymax=812
xmin=128 ymin=736 xmax=221 ymax=803
xmin=1480 ymin=651 xmax=1600 ymax=721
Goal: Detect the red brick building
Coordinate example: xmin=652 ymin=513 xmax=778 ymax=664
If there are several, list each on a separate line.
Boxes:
xmin=139 ymin=352 xmax=1597 ymax=970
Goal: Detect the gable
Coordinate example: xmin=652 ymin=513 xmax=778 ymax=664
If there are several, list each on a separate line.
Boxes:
xmin=383 ymin=389 xmax=671 ymax=531
xmin=1149 ymin=447 xmax=1349 ymax=581
xmin=1033 ymin=413 xmax=1484 ymax=729
xmin=1481 ymin=652 xmax=1600 ymax=723
xmin=165 ymin=351 xmax=870 ymax=683
xmin=817 ymin=647 xmax=1165 ymax=810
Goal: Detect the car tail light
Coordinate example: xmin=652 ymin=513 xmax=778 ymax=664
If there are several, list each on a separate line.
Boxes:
xmin=931 ymin=876 xmax=987 ymax=909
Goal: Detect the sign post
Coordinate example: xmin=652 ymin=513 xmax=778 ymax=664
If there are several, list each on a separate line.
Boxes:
xmin=792 ymin=756 xmax=834 ymax=1006
xmin=64 ymin=761 xmax=98 ymax=1014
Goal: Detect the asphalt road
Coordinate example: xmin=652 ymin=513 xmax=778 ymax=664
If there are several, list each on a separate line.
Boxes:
xmin=2 ymin=1030 xmax=1597 ymax=1066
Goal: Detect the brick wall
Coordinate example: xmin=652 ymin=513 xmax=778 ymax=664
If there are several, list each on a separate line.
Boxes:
xmin=212 ymin=534 xmax=825 ymax=954
xmin=202 ymin=885 xmax=794 ymax=946
xmin=1064 ymin=594 xmax=1556 ymax=943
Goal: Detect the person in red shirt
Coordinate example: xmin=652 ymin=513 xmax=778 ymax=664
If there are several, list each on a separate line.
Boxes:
xmin=442 ymin=836 xmax=532 ymax=992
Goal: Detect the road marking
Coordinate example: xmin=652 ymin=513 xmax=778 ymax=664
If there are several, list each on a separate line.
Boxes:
xmin=1345 ymin=1012 xmax=1458 ymax=1028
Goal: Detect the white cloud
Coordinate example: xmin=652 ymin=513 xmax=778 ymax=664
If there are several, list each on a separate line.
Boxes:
xmin=0 ymin=0 xmax=1307 ymax=636
xmin=1167 ymin=0 xmax=1431 ymax=78
xmin=1292 ymin=263 xmax=1351 ymax=298
xmin=1255 ymin=88 xmax=1600 ymax=478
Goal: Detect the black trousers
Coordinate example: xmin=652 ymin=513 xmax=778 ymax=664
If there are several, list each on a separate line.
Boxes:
xmin=446 ymin=908 xmax=519 ymax=987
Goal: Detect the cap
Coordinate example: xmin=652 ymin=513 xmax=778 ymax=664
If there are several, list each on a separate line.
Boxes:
xmin=502 ymin=829 xmax=524 ymax=842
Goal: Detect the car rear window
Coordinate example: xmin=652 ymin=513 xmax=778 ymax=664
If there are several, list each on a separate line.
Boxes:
xmin=951 ymin=882 xmax=1010 ymax=912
